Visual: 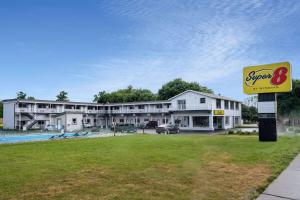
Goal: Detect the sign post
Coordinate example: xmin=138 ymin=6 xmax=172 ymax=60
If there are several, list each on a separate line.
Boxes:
xmin=243 ymin=62 xmax=292 ymax=142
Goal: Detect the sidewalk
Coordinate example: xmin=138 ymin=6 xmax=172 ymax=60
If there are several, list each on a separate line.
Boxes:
xmin=257 ymin=154 xmax=300 ymax=200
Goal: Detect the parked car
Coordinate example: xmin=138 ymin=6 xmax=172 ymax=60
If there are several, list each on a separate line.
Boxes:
xmin=111 ymin=123 xmax=138 ymax=133
xmin=144 ymin=121 xmax=158 ymax=129
xmin=44 ymin=124 xmax=56 ymax=131
xmin=156 ymin=124 xmax=180 ymax=134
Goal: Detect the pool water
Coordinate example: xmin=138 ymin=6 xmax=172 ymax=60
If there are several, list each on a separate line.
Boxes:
xmin=0 ymin=133 xmax=75 ymax=144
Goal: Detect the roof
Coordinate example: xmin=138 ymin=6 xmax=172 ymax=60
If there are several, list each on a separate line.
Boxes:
xmin=168 ymin=90 xmax=243 ymax=103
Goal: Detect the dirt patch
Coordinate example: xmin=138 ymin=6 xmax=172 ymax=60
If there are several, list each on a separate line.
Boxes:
xmin=190 ymin=154 xmax=271 ymax=200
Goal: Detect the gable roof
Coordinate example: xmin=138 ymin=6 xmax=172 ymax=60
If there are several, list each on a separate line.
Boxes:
xmin=168 ymin=90 xmax=242 ymax=103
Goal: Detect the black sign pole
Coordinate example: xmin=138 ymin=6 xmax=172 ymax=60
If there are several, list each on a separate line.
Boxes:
xmin=257 ymin=93 xmax=277 ymax=142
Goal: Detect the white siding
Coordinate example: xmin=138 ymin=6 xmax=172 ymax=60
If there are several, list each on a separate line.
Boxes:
xmin=3 ymin=102 xmax=15 ymax=129
xmin=65 ymin=113 xmax=83 ymax=132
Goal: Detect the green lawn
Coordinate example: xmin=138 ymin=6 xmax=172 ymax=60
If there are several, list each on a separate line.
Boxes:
xmin=0 ymin=134 xmax=300 ymax=200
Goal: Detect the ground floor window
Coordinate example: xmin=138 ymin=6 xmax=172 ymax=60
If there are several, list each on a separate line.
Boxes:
xmin=192 ymin=116 xmax=209 ymax=127
xmin=235 ymin=117 xmax=240 ymax=125
xmin=225 ymin=116 xmax=230 ymax=125
xmin=174 ymin=116 xmax=189 ymax=127
xmin=162 ymin=118 xmax=169 ymax=124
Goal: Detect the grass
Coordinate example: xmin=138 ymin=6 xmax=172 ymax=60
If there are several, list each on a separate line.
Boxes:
xmin=0 ymin=134 xmax=300 ymax=200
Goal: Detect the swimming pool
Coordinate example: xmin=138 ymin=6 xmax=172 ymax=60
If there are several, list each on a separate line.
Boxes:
xmin=0 ymin=133 xmax=75 ymax=144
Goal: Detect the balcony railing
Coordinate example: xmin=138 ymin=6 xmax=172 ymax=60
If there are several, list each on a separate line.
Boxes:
xmin=110 ymin=108 xmax=169 ymax=114
xmin=169 ymin=104 xmax=212 ymax=111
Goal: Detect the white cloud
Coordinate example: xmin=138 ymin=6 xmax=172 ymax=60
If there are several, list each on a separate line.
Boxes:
xmin=69 ymin=0 xmax=300 ymax=101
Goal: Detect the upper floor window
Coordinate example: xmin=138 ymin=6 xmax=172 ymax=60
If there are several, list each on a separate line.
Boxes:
xmin=38 ymin=104 xmax=47 ymax=109
xmin=177 ymin=100 xmax=186 ymax=109
xmin=216 ymin=99 xmax=221 ymax=109
xmin=156 ymin=104 xmax=162 ymax=109
xmin=230 ymin=101 xmax=234 ymax=110
xmin=235 ymin=102 xmax=239 ymax=110
xmin=200 ymin=98 xmax=206 ymax=104
xmin=87 ymin=106 xmax=94 ymax=110
xmin=138 ymin=105 xmax=145 ymax=109
xmin=129 ymin=106 xmax=134 ymax=110
xmin=18 ymin=103 xmax=27 ymax=108
xmin=224 ymin=100 xmax=229 ymax=109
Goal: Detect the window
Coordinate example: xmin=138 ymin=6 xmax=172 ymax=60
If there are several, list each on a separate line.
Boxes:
xmin=224 ymin=100 xmax=229 ymax=109
xmin=230 ymin=101 xmax=234 ymax=110
xmin=192 ymin=116 xmax=209 ymax=127
xmin=66 ymin=105 xmax=74 ymax=109
xmin=216 ymin=99 xmax=221 ymax=109
xmin=86 ymin=119 xmax=91 ymax=124
xmin=137 ymin=119 xmax=140 ymax=123
xmin=235 ymin=117 xmax=240 ymax=125
xmin=38 ymin=121 xmax=45 ymax=125
xmin=119 ymin=118 xmax=124 ymax=123
xmin=72 ymin=118 xmax=77 ymax=125
xmin=235 ymin=102 xmax=239 ymax=110
xmin=138 ymin=105 xmax=145 ymax=109
xmin=129 ymin=106 xmax=134 ymax=110
xmin=177 ymin=100 xmax=186 ymax=109
xmin=18 ymin=103 xmax=27 ymax=108
xmin=200 ymin=98 xmax=206 ymax=104
xmin=156 ymin=104 xmax=162 ymax=109
xmin=225 ymin=116 xmax=230 ymax=125
xmin=162 ymin=119 xmax=169 ymax=124
xmin=94 ymin=119 xmax=97 ymax=123
xmin=174 ymin=116 xmax=189 ymax=127
xmin=144 ymin=118 xmax=149 ymax=122
xmin=38 ymin=104 xmax=47 ymax=108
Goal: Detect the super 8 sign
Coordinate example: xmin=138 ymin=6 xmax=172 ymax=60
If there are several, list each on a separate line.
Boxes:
xmin=243 ymin=62 xmax=292 ymax=94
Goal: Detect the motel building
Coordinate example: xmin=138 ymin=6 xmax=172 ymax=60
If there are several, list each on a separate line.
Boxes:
xmin=3 ymin=90 xmax=242 ymax=132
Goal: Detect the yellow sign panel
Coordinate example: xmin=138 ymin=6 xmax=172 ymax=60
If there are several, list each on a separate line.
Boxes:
xmin=214 ymin=110 xmax=224 ymax=115
xmin=243 ymin=62 xmax=292 ymax=94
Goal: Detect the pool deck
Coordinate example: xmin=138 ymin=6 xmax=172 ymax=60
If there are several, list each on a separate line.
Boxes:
xmin=257 ymin=153 xmax=300 ymax=200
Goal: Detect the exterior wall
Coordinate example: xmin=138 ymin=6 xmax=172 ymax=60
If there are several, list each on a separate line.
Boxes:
xmin=65 ymin=113 xmax=83 ymax=132
xmin=170 ymin=92 xmax=213 ymax=110
xmin=3 ymin=102 xmax=15 ymax=129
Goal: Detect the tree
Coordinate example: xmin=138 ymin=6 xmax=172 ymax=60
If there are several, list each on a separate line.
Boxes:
xmin=27 ymin=96 xmax=35 ymax=100
xmin=94 ymin=86 xmax=157 ymax=103
xmin=277 ymin=79 xmax=300 ymax=117
xmin=242 ymin=104 xmax=258 ymax=123
xmin=56 ymin=91 xmax=69 ymax=102
xmin=17 ymin=91 xmax=27 ymax=99
xmin=158 ymin=78 xmax=213 ymax=100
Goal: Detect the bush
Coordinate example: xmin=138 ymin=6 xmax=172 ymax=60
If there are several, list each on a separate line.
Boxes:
xmin=227 ymin=130 xmax=258 ymax=135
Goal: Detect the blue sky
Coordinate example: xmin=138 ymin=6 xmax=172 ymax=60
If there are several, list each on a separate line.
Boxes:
xmin=1 ymin=0 xmax=300 ymax=102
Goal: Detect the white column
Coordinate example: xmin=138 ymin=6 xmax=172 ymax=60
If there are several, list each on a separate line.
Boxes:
xmin=189 ymin=116 xmax=193 ymax=128
xmin=209 ymin=114 xmax=214 ymax=130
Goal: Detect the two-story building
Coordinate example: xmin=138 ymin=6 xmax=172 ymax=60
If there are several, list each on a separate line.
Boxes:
xmin=2 ymin=90 xmax=242 ymax=132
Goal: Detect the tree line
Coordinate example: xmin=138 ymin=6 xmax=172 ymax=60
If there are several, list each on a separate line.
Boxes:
xmin=93 ymin=78 xmax=213 ymax=103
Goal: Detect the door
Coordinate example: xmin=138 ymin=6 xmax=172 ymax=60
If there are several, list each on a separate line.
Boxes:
xmin=57 ymin=118 xmax=62 ymax=130
xmin=213 ymin=116 xmax=223 ymax=130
